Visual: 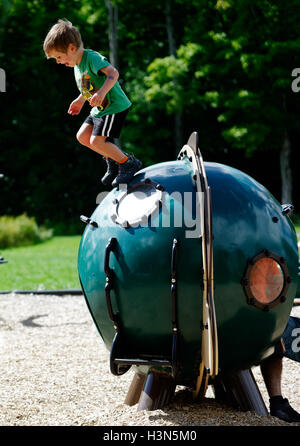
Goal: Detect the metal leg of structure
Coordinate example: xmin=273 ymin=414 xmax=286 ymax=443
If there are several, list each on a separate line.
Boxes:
xmin=137 ymin=371 xmax=176 ymax=411
xmin=212 ymin=368 xmax=268 ymax=416
xmin=124 ymin=372 xmax=146 ymax=407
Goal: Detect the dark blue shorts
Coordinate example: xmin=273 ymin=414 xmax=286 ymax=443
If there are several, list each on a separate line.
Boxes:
xmin=84 ymin=108 xmax=129 ymax=139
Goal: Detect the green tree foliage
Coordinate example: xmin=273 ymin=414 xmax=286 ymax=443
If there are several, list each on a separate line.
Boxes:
xmin=0 ymin=0 xmax=300 ymax=232
xmin=144 ymin=0 xmax=300 ymax=202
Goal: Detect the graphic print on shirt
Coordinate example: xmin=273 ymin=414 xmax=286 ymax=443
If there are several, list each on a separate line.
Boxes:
xmin=80 ymin=73 xmax=109 ymax=111
xmin=81 ymin=74 xmax=95 ymax=102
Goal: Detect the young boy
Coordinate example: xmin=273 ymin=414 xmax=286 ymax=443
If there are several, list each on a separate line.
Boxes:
xmin=43 ymin=19 xmax=142 ymax=187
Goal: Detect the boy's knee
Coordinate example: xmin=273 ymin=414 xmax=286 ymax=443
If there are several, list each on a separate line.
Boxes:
xmin=90 ymin=135 xmax=106 ymax=148
xmin=76 ymin=130 xmax=88 ymax=146
xmin=76 ymin=127 xmax=92 ymax=147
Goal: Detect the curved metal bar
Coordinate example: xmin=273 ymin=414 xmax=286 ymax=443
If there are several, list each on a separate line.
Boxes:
xmin=171 ymin=238 xmax=179 ymax=377
xmin=177 ymin=132 xmax=219 ymax=396
xmin=104 ymin=237 xmax=120 ymax=331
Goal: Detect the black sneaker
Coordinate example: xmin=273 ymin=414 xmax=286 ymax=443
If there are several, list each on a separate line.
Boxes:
xmin=101 ymin=157 xmax=118 ymax=186
xmin=111 ymin=154 xmax=143 ymax=187
xmin=270 ymin=397 xmax=300 ymax=423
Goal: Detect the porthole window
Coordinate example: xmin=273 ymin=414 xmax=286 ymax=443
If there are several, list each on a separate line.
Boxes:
xmin=249 ymin=258 xmax=284 ymax=303
xmin=242 ymin=250 xmax=291 ymax=311
xmin=111 ymin=179 xmax=164 ymax=228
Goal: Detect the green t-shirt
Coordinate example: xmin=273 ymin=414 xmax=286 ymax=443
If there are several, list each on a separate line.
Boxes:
xmin=74 ymin=49 xmax=131 ymax=118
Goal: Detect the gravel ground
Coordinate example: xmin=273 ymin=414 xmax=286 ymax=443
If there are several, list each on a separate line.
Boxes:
xmin=0 ymin=292 xmax=299 ymax=427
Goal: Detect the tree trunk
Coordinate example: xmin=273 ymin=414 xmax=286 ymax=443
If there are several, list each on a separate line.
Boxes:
xmin=105 ymin=0 xmax=119 ymax=69
xmin=105 ymin=0 xmax=121 ymax=148
xmin=165 ymin=0 xmax=176 ymax=56
xmin=280 ymin=130 xmax=293 ymax=204
xmin=0 ymin=0 xmax=12 ymax=50
xmin=165 ymin=0 xmax=183 ymax=154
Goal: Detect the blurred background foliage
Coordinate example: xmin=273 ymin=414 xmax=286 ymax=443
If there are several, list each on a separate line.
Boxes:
xmin=1 ymin=0 xmax=300 ymax=235
xmin=0 ymin=213 xmax=52 ymax=248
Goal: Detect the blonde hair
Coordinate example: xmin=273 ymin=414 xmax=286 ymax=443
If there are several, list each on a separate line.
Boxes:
xmin=43 ymin=19 xmax=83 ymax=56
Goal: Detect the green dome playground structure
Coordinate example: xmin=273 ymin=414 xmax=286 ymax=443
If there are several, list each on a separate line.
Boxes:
xmin=78 ymin=132 xmax=298 ymax=413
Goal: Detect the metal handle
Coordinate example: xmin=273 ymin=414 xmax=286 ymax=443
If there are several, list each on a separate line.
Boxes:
xmin=80 ymin=215 xmax=98 ymax=228
xmin=104 ymin=238 xmax=120 ymax=331
xmin=281 ymin=204 xmax=294 ymax=215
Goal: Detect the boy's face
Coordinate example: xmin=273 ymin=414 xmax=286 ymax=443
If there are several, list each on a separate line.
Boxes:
xmin=48 ymin=44 xmax=80 ymax=67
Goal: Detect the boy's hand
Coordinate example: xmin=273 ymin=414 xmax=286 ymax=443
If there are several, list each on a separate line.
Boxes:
xmin=89 ymin=90 xmax=106 ymax=108
xmin=68 ymin=96 xmax=85 ymax=115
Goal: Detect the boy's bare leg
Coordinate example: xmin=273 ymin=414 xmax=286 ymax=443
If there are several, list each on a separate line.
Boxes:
xmin=90 ymin=135 xmax=127 ymax=162
xmin=76 ymin=122 xmax=142 ymax=186
xmin=76 ymin=123 xmax=94 ymax=149
xmin=76 ymin=123 xmax=126 ymax=162
xmin=260 ymin=356 xmax=300 ymax=422
xmin=260 ymin=356 xmax=282 ymax=397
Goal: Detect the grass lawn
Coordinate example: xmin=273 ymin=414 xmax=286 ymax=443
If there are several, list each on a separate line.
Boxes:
xmin=0 ymin=236 xmax=82 ymax=291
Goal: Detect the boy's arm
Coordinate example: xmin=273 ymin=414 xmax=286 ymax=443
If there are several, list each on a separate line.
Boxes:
xmin=89 ymin=64 xmax=119 ymax=108
xmin=77 ymin=93 xmax=87 ymax=103
xmin=68 ymin=93 xmax=87 ymax=115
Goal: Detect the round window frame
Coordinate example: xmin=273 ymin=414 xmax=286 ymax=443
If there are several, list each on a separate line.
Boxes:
xmin=110 ymin=179 xmax=164 ymax=228
xmin=241 ymin=249 xmax=292 ymax=311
